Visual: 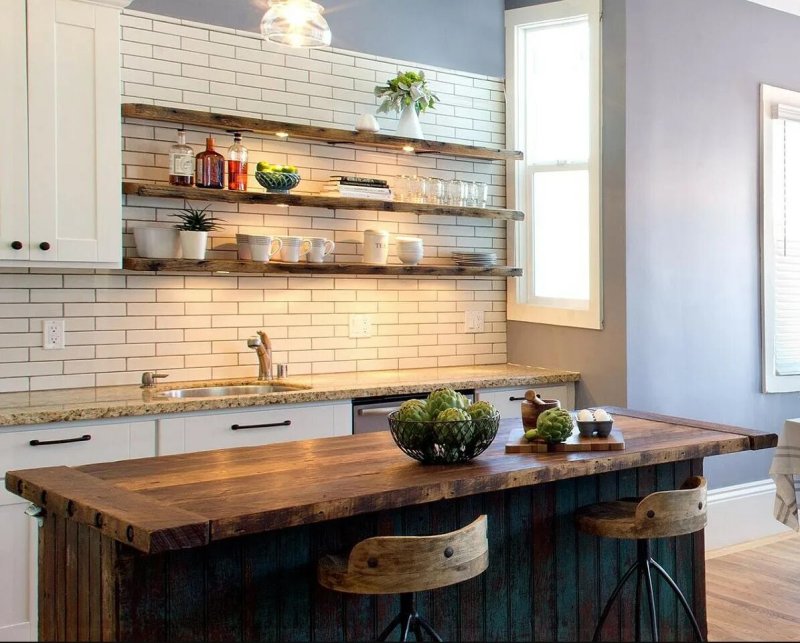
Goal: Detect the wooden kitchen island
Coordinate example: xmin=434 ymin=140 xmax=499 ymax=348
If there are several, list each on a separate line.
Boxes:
xmin=5 ymin=409 xmax=776 ymax=642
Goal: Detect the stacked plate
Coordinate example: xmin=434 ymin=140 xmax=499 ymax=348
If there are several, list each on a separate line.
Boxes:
xmin=451 ymin=251 xmax=498 ymax=267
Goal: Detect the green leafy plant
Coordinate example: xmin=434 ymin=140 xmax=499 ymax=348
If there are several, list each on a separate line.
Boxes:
xmin=171 ymin=202 xmax=225 ymax=232
xmin=374 ymin=70 xmax=439 ymax=115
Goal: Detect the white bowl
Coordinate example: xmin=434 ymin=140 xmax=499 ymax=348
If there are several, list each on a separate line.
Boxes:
xmin=133 ymin=226 xmax=181 ymax=259
xmin=398 ymin=249 xmax=424 ymax=265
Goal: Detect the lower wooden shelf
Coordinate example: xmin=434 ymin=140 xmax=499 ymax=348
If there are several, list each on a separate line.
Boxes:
xmin=122 ymin=257 xmax=522 ymax=277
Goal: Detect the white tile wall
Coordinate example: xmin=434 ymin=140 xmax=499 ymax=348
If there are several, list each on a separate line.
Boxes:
xmin=0 ymin=10 xmax=509 ymax=393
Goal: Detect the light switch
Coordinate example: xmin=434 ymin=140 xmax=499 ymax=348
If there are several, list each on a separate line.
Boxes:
xmin=464 ymin=310 xmax=485 ymax=334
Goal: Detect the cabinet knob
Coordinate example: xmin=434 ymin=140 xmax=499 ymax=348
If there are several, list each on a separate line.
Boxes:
xmin=39 ymin=242 xmax=51 ymax=251
xmin=10 ymin=241 xmax=22 ymax=250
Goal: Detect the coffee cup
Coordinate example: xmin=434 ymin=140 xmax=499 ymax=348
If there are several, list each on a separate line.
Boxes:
xmin=306 ymin=237 xmax=335 ymax=263
xmin=248 ymin=235 xmax=282 ymax=262
xmin=279 ymin=236 xmax=312 ymax=263
xmin=236 ymin=233 xmax=252 ymax=260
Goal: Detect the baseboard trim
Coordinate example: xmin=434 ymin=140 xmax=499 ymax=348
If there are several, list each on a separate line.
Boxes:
xmin=706 ymin=478 xmax=793 ymax=552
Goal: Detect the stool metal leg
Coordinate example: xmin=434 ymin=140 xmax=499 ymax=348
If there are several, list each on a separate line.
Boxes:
xmin=592 ymin=557 xmax=640 ymax=642
xmin=643 ymin=558 xmax=659 ymax=642
xmin=376 ymin=593 xmax=445 ymax=642
xmin=417 ymin=615 xmax=444 ymax=643
xmin=378 ymin=614 xmax=402 ymax=642
xmin=649 ymin=560 xmax=704 ymax=642
xmin=635 ymin=562 xmax=643 ymax=642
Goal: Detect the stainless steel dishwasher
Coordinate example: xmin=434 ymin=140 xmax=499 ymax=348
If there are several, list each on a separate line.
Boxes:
xmin=352 ymin=390 xmax=475 ymax=434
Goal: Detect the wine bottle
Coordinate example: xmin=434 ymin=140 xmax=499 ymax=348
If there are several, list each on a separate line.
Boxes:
xmin=195 ymin=137 xmax=225 ymax=189
xmin=168 ymin=129 xmax=194 ymax=187
xmin=227 ymin=132 xmax=248 ymax=191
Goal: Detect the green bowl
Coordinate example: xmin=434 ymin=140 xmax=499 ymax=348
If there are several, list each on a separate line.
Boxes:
xmin=255 ymin=171 xmax=301 ymax=193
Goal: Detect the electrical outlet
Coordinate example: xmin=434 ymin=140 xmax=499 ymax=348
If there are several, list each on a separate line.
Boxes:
xmin=43 ymin=319 xmax=65 ymax=350
xmin=464 ymin=310 xmax=485 ymax=334
xmin=349 ymin=314 xmax=373 ymax=338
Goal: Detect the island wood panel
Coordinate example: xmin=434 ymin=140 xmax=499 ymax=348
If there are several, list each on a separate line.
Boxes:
xmin=122 ymin=181 xmax=525 ymax=221
xmin=121 ymin=103 xmax=524 ymax=161
xmin=8 ymin=415 xmax=756 ymax=551
xmin=34 ymin=461 xmax=705 ymax=642
xmin=121 ymin=257 xmax=523 ymax=278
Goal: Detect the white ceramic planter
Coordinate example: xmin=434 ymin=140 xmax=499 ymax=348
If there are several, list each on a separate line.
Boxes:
xmin=132 ymin=226 xmax=182 ymax=259
xmin=179 ymin=230 xmax=208 ymax=260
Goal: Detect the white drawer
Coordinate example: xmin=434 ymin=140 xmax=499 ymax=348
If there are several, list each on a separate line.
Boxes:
xmin=160 ymin=401 xmax=352 ymax=455
xmin=477 ymin=384 xmax=574 ymax=420
xmin=0 ymin=421 xmax=151 ymax=507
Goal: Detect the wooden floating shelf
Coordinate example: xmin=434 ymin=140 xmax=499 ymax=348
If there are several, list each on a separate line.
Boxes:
xmin=122 ymin=103 xmax=523 ymax=162
xmin=122 ymin=257 xmax=522 ymax=278
xmin=122 ymin=182 xmax=524 ymax=222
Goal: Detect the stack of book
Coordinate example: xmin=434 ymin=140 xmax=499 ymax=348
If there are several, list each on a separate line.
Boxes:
xmin=322 ymin=176 xmax=393 ymax=200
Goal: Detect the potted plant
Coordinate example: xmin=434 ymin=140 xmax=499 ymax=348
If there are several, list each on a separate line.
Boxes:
xmin=374 ymin=70 xmax=439 ymax=140
xmin=171 ymin=202 xmax=225 ymax=260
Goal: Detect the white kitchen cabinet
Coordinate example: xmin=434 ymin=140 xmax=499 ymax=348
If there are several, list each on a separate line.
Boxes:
xmin=0 ymin=419 xmax=155 ymax=642
xmin=157 ymin=401 xmax=352 ymax=455
xmin=477 ymin=383 xmax=575 ymax=420
xmin=0 ymin=0 xmax=129 ymax=268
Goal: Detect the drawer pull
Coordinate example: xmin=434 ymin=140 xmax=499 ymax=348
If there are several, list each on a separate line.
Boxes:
xmin=509 ymin=396 xmax=527 ymax=402
xmin=29 ymin=434 xmax=92 ymax=447
xmin=357 ymin=406 xmax=401 ymax=416
xmin=231 ymin=420 xmax=291 ymax=431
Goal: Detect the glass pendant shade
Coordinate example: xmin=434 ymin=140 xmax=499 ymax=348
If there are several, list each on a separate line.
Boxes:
xmin=261 ymin=0 xmax=332 ymax=48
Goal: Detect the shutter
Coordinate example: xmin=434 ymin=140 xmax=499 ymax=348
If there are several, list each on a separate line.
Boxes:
xmin=774 ymin=117 xmax=800 ymax=375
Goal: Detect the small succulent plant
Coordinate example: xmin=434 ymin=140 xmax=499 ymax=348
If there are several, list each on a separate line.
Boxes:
xmin=171 ymin=202 xmax=225 ymax=232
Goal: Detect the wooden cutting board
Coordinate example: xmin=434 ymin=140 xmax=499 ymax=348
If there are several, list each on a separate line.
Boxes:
xmin=505 ymin=427 xmax=625 ymax=453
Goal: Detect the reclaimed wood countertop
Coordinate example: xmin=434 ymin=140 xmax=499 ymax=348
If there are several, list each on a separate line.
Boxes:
xmin=5 ymin=409 xmax=776 ymax=555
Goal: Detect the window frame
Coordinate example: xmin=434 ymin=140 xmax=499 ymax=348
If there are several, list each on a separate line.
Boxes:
xmin=505 ymin=0 xmax=603 ymax=329
xmin=761 ymin=83 xmax=800 ymax=393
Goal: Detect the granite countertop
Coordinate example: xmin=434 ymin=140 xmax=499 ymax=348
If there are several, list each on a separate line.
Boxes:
xmin=0 ymin=363 xmax=580 ymax=427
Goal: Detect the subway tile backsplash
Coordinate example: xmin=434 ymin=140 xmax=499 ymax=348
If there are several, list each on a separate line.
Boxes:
xmin=0 ymin=10 xmax=509 ymax=393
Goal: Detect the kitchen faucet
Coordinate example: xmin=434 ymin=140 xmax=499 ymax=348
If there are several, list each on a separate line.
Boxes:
xmin=247 ymin=330 xmax=273 ymax=381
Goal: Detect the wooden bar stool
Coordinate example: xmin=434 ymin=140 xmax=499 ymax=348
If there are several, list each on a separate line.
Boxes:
xmin=318 ymin=515 xmax=488 ymax=642
xmin=575 ymin=476 xmax=707 ymax=642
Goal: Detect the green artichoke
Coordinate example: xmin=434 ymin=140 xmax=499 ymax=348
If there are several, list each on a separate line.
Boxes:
xmin=535 ymin=408 xmax=574 ymax=444
xmin=396 ymin=398 xmax=429 ymax=422
xmin=467 ymin=400 xmax=495 ymax=420
xmin=426 ymin=388 xmax=468 ymax=417
xmin=434 ymin=407 xmax=474 ymax=448
xmin=395 ymin=399 xmax=430 ymax=449
xmin=436 ymin=408 xmax=471 ymax=423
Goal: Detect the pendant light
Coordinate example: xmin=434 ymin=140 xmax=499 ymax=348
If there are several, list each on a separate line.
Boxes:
xmin=261 ymin=0 xmax=332 ymax=49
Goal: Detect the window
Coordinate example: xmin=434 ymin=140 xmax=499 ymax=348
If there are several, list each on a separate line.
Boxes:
xmin=762 ymin=84 xmax=800 ymax=392
xmin=505 ymin=0 xmax=602 ymax=328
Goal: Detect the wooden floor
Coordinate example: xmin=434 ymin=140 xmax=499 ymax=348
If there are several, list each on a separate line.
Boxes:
xmin=707 ymin=533 xmax=800 ymax=641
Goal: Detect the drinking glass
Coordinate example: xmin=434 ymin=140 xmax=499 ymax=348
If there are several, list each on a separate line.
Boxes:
xmin=429 ymin=178 xmax=446 ymax=204
xmin=475 ymin=181 xmax=489 ymax=207
xmin=448 ymin=180 xmax=465 ymax=206
xmin=395 ymin=175 xmax=414 ymax=202
xmin=409 ymin=176 xmax=424 ymax=203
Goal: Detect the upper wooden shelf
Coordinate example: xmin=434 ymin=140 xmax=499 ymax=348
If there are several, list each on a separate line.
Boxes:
xmin=121 ymin=103 xmax=523 ymax=162
xmin=122 ymin=182 xmax=524 ymax=222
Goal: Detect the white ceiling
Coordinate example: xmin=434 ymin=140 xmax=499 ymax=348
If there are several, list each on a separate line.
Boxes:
xmin=746 ymin=0 xmax=800 ymax=17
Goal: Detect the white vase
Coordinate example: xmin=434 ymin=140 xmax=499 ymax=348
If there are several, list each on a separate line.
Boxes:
xmin=396 ymin=104 xmax=424 ymax=140
xmin=179 ymin=230 xmax=208 ymax=260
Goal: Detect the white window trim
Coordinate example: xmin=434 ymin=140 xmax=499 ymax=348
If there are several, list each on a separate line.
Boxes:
xmin=505 ymin=0 xmax=603 ymax=329
xmin=761 ymin=83 xmax=800 ymax=393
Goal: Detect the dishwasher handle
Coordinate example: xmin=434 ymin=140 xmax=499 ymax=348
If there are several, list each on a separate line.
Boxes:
xmin=356 ymin=406 xmax=401 ymax=417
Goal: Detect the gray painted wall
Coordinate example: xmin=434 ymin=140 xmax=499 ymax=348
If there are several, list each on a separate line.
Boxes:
xmin=128 ymin=0 xmax=505 ymax=77
xmin=626 ymin=0 xmax=800 ymax=488
xmin=507 ymin=0 xmax=629 ymax=410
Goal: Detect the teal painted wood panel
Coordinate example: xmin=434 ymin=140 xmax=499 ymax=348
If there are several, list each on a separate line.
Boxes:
xmin=115 ymin=460 xmax=706 ymax=642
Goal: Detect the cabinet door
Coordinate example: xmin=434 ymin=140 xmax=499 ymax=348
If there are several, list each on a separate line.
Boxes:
xmin=26 ymin=0 xmax=122 ymax=266
xmin=0 ymin=0 xmax=30 ymax=261
xmin=0 ymin=419 xmax=155 ymax=641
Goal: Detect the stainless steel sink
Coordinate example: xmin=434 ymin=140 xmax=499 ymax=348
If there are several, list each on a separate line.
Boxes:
xmin=154 ymin=385 xmax=306 ymax=398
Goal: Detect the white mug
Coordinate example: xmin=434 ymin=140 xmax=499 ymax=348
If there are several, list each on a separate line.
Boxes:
xmin=248 ymin=236 xmax=282 ymax=263
xmin=236 ymin=233 xmax=252 ymax=260
xmin=362 ymin=229 xmax=390 ymax=265
xmin=306 ymin=237 xmax=335 ymax=263
xmin=279 ymin=237 xmax=312 ymax=263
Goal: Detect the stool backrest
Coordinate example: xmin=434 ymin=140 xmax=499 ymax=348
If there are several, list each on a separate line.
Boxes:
xmin=342 ymin=515 xmax=488 ymax=594
xmin=635 ymin=475 xmax=707 ymax=538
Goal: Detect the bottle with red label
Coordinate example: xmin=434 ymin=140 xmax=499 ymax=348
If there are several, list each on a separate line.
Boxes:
xmin=227 ymin=132 xmax=248 ymax=191
xmin=195 ymin=137 xmax=225 ymax=189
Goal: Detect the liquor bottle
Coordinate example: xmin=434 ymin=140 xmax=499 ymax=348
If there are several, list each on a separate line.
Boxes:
xmin=168 ymin=129 xmax=194 ymax=186
xmin=227 ymin=132 xmax=248 ymax=191
xmin=195 ymin=137 xmax=225 ymax=189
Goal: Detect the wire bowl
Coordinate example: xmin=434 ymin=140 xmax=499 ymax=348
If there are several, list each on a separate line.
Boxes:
xmin=388 ymin=410 xmax=500 ymax=464
xmin=255 ymin=171 xmax=301 ymax=193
